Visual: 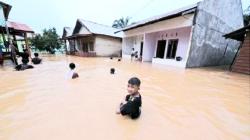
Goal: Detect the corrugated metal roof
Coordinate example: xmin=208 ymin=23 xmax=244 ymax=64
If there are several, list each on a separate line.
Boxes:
xmin=121 ymin=3 xmax=198 ymax=32
xmin=64 ymin=27 xmax=72 ymax=35
xmin=76 ymin=19 xmax=122 ymax=38
xmin=62 ymin=27 xmax=73 ymax=38
xmin=224 ymin=25 xmax=250 ymax=41
xmin=7 ymin=21 xmax=34 ymax=33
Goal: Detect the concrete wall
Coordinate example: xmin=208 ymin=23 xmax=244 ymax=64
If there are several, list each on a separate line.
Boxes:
xmin=143 ymin=33 xmax=157 ymax=62
xmin=95 ymin=35 xmax=122 ymax=57
xmin=186 ymin=0 xmax=244 ymax=67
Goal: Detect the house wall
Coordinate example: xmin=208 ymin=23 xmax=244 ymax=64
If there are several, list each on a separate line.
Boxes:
xmin=79 ymin=26 xmax=91 ymax=35
xmin=75 ymin=36 xmax=94 ymax=52
xmin=122 ymin=14 xmax=194 ymax=60
xmin=122 ymin=27 xmax=192 ymax=67
xmin=95 ymin=35 xmax=122 ymax=57
xmin=124 ymin=14 xmax=194 ymax=37
xmin=186 ymin=0 xmax=244 ymax=67
xmin=151 ymin=27 xmax=192 ymax=67
xmin=122 ymin=35 xmax=143 ymax=59
xmin=143 ymin=33 xmax=156 ymax=61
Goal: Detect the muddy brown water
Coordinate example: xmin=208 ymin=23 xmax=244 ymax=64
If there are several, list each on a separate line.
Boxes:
xmin=0 ymin=55 xmax=249 ymax=140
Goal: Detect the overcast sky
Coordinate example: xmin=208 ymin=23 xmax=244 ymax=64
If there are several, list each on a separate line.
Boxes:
xmin=1 ymin=0 xmax=249 ymax=35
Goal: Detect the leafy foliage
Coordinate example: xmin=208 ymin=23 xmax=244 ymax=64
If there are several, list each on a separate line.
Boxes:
xmin=112 ymin=17 xmax=131 ymax=29
xmin=31 ymin=28 xmax=63 ymax=54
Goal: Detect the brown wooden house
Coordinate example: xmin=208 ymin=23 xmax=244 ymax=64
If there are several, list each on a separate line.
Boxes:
xmin=224 ymin=25 xmax=250 ymax=75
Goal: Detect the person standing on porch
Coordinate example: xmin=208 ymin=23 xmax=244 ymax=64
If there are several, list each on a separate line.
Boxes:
xmin=131 ymin=48 xmax=136 ymax=61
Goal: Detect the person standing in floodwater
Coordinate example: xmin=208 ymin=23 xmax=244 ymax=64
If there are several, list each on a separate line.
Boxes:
xmin=116 ymin=77 xmax=142 ymax=119
xmin=0 ymin=44 xmax=3 ymax=66
xmin=67 ymin=63 xmax=79 ymax=79
xmin=9 ymin=41 xmax=18 ymax=65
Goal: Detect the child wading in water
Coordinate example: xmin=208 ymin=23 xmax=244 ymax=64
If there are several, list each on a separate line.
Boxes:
xmin=117 ymin=77 xmax=142 ymax=119
xmin=32 ymin=53 xmax=42 ymax=64
xmin=67 ymin=63 xmax=79 ymax=79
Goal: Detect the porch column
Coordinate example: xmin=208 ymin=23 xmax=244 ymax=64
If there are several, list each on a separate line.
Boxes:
xmin=24 ymin=33 xmax=32 ymax=58
xmin=143 ymin=33 xmax=156 ymax=62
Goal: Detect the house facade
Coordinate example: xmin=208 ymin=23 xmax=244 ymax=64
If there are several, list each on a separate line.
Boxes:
xmin=121 ymin=0 xmax=244 ymax=68
xmin=64 ymin=19 xmax=122 ymax=57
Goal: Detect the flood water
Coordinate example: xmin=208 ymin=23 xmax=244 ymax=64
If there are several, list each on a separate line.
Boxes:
xmin=0 ymin=55 xmax=250 ymax=140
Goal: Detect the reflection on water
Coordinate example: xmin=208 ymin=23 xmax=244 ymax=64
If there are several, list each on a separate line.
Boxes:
xmin=0 ymin=55 xmax=249 ymax=140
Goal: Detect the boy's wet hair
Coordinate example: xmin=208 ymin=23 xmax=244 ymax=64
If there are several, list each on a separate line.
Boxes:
xmin=34 ymin=53 xmax=39 ymax=57
xmin=128 ymin=77 xmax=141 ymax=86
xmin=110 ymin=68 xmax=115 ymax=74
xmin=69 ymin=63 xmax=76 ymax=69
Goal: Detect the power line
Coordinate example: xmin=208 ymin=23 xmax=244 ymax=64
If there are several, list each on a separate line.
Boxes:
xmin=128 ymin=0 xmax=157 ymax=21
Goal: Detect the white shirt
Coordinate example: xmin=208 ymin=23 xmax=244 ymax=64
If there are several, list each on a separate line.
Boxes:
xmin=66 ymin=70 xmax=75 ymax=79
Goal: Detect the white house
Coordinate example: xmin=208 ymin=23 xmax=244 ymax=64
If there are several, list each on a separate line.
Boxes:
xmin=121 ymin=0 xmax=244 ymax=68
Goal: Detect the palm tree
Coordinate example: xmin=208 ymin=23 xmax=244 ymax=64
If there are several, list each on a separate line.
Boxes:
xmin=112 ymin=17 xmax=131 ymax=29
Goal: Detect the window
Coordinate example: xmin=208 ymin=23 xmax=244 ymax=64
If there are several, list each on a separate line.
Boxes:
xmin=166 ymin=39 xmax=178 ymax=59
xmin=156 ymin=40 xmax=166 ymax=58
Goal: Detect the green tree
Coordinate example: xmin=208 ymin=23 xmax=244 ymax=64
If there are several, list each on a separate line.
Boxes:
xmin=243 ymin=5 xmax=250 ymax=26
xmin=31 ymin=34 xmax=46 ymax=51
xmin=112 ymin=17 xmax=131 ymax=29
xmin=31 ymin=28 xmax=63 ymax=54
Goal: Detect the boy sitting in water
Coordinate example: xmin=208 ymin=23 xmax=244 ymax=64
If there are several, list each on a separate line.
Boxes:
xmin=116 ymin=77 xmax=142 ymax=119
xmin=67 ymin=63 xmax=79 ymax=79
xmin=32 ymin=53 xmax=42 ymax=64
